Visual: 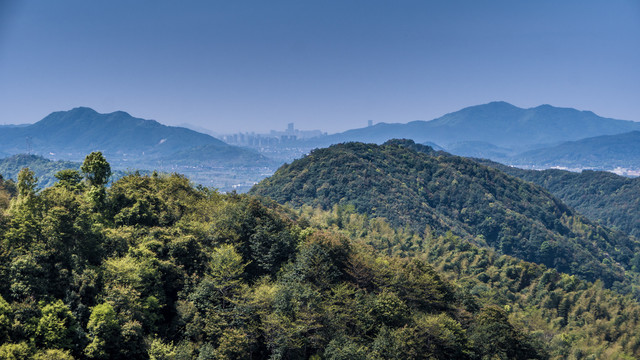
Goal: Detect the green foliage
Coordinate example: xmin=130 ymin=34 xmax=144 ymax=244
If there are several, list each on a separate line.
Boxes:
xmin=469 ymin=305 xmax=540 ymax=359
xmin=370 ymin=313 xmax=470 ymax=360
xmin=16 ymin=167 xmax=37 ymax=198
xmin=0 ymin=154 xmax=79 ymax=188
xmin=478 ymin=159 xmax=640 ymax=238
xmin=82 ymin=152 xmax=111 ymax=206
xmin=54 ymin=169 xmax=83 ymax=192
xmin=0 ymin=176 xmax=16 ymax=210
xmin=0 ymin=342 xmax=32 ymax=360
xmin=1 ymin=151 xmax=639 ymax=359
xmin=148 ymin=338 xmax=177 ymax=360
xmin=33 ymin=349 xmax=75 ymax=360
xmin=251 ymin=140 xmax=640 ymax=292
xmin=301 ymin=204 xmax=640 ymax=358
xmin=85 ymin=303 xmax=120 ymax=359
xmin=0 ymin=295 xmax=11 ymax=343
xmin=35 ymin=300 xmax=77 ymax=350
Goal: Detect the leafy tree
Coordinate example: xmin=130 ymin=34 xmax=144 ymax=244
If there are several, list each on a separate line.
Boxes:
xmin=213 ymin=328 xmax=251 ymax=359
xmin=81 ymin=152 xmax=111 ymax=206
xmin=469 ymin=306 xmax=544 ymax=359
xmin=8 ymin=254 xmax=47 ymax=300
xmin=0 ymin=342 xmax=31 ymax=360
xmin=35 ymin=300 xmax=78 ymax=350
xmin=81 ymin=152 xmax=111 ymax=187
xmin=0 ymin=294 xmax=12 ymax=343
xmin=323 ymin=334 xmax=367 ymax=360
xmin=85 ymin=303 xmax=120 ymax=359
xmin=148 ymin=338 xmax=177 ymax=360
xmin=207 ymin=244 xmax=246 ymax=303
xmin=16 ymin=167 xmax=37 ymax=198
xmin=33 ymin=349 xmax=75 ymax=360
xmin=54 ymin=169 xmax=83 ymax=192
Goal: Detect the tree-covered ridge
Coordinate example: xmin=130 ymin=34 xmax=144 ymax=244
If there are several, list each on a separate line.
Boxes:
xmin=0 ymin=154 xmax=80 ymax=188
xmin=474 ymin=159 xmax=640 ymax=238
xmin=301 ymin=205 xmax=640 ymax=359
xmin=0 ymin=153 xmax=551 ymax=359
xmin=250 ymin=140 xmax=640 ymax=292
xmin=3 ymin=152 xmax=640 ymax=358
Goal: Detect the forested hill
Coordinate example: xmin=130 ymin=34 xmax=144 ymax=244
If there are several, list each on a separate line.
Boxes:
xmin=474 ymin=159 xmax=640 ymax=238
xmin=0 ymin=154 xmax=551 ymax=359
xmin=250 ymin=140 xmax=640 ymax=291
xmin=0 ymin=154 xmax=79 ymax=188
xmin=3 ymin=153 xmax=640 ymax=358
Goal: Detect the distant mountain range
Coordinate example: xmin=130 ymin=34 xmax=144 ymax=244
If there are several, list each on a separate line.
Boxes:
xmin=0 ymin=107 xmax=274 ymax=191
xmin=302 ymin=102 xmax=640 ymax=152
xmin=292 ymin=102 xmax=640 ymax=171
xmin=0 ymin=107 xmax=266 ymax=166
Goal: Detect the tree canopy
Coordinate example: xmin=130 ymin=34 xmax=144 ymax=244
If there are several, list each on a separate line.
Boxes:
xmin=0 ymin=151 xmax=638 ymax=358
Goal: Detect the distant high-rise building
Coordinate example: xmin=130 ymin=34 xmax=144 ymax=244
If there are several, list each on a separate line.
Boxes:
xmin=287 ymin=123 xmax=294 ymax=134
xmin=368 ymin=120 xmax=373 ymax=127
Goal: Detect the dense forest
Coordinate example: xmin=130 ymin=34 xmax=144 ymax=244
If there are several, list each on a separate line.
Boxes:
xmin=475 ymin=159 xmax=640 ymax=238
xmin=301 ymin=205 xmax=640 ymax=359
xmin=0 ymin=152 xmax=545 ymax=359
xmin=2 ymin=150 xmax=640 ymax=358
xmin=250 ymin=140 xmax=640 ymax=296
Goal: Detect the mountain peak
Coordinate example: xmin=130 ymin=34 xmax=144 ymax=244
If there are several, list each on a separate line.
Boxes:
xmin=486 ymin=100 xmax=517 ymax=107
xmin=68 ymin=106 xmax=98 ymax=115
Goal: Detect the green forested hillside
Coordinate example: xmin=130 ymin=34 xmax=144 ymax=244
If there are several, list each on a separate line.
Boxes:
xmin=0 ymin=153 xmax=552 ymax=359
xmin=474 ymin=159 xmax=640 ymax=238
xmin=250 ymin=140 xmax=640 ymax=294
xmin=302 ymin=205 xmax=640 ymax=359
xmin=2 ymin=152 xmax=640 ymax=358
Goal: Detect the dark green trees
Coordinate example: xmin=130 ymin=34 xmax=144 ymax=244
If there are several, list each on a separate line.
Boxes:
xmin=0 ymin=150 xmax=638 ymax=358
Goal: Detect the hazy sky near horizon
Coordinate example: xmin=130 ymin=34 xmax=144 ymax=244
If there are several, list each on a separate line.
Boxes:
xmin=0 ymin=0 xmax=639 ymax=134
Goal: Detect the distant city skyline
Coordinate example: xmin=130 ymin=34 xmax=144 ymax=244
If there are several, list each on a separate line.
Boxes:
xmin=1 ymin=0 xmax=639 ymax=133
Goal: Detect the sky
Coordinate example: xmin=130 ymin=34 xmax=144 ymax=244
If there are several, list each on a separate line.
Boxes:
xmin=0 ymin=0 xmax=639 ymax=134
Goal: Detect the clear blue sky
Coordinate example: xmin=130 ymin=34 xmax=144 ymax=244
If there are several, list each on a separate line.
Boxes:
xmin=1 ymin=0 xmax=638 ymax=133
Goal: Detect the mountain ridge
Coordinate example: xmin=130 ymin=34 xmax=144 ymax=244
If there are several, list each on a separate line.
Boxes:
xmin=0 ymin=107 xmax=267 ymax=167
xmin=251 ymin=139 xmax=640 ymax=292
xmin=299 ymin=102 xmax=640 ymax=158
xmin=474 ymin=158 xmax=640 ymax=238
